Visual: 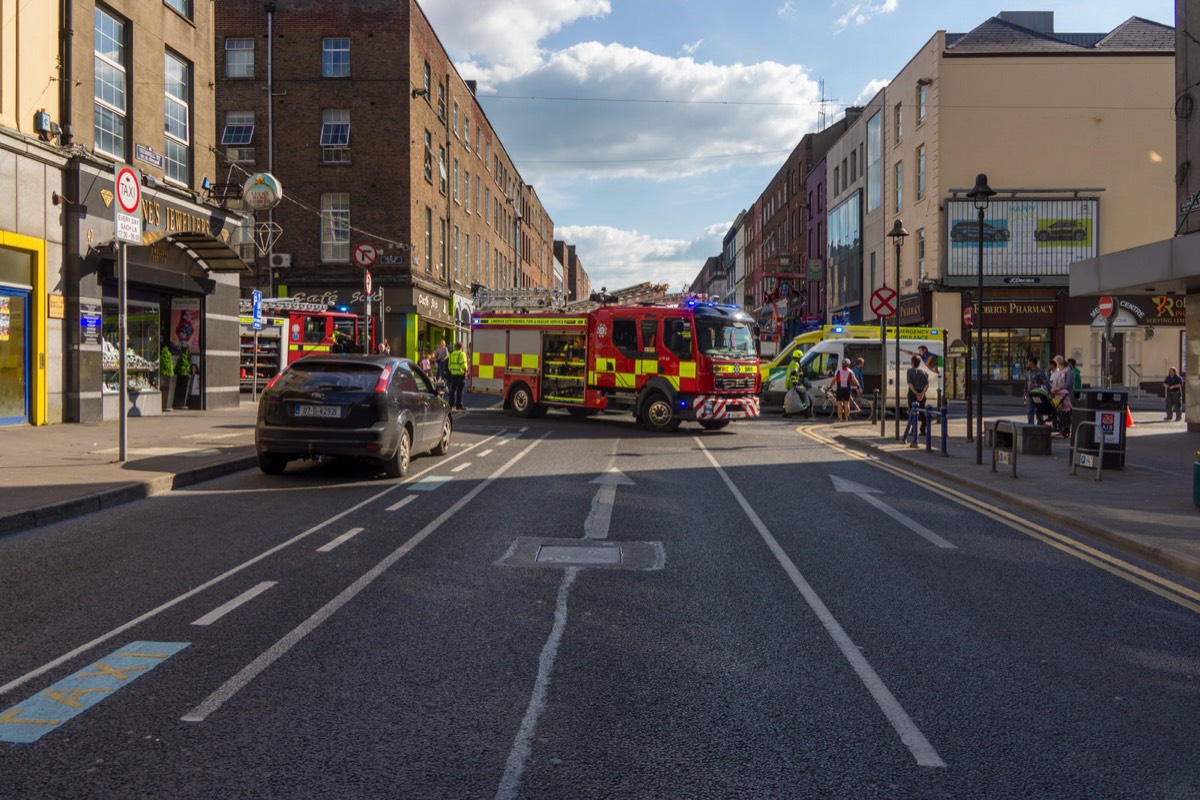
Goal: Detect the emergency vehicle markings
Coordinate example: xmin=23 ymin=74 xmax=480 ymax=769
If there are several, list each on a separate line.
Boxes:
xmin=694 ymin=436 xmax=946 ymax=769
xmin=0 ymin=642 xmax=189 ymax=743
xmin=317 ymin=527 xmax=366 ymax=552
xmin=192 ymin=582 xmax=278 ymax=626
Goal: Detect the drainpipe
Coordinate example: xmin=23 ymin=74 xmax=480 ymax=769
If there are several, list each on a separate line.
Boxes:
xmin=59 ymin=0 xmax=73 ymax=141
xmin=265 ymin=2 xmax=275 ymax=295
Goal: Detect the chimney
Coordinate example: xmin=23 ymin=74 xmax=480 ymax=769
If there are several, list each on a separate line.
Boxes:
xmin=466 ymin=80 xmax=477 ymax=95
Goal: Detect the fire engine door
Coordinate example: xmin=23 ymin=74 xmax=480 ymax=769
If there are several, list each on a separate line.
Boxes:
xmin=542 ymin=333 xmax=585 ymax=404
xmin=608 ymin=317 xmax=643 ymax=393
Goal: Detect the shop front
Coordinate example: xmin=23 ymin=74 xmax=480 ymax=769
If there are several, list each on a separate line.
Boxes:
xmin=0 ymin=233 xmax=48 ymax=427
xmin=67 ymin=163 xmax=248 ymax=422
xmin=966 ymin=293 xmax=1060 ymax=398
xmin=1062 ymin=294 xmax=1187 ymax=390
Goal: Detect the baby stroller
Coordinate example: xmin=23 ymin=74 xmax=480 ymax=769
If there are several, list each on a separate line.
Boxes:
xmin=1029 ymin=387 xmax=1071 ymax=437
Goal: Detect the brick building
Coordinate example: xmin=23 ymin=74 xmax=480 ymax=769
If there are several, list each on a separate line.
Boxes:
xmin=553 ymin=240 xmax=591 ymax=302
xmin=215 ymin=0 xmax=555 ymax=357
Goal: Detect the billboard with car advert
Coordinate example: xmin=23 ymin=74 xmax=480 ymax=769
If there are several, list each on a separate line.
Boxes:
xmin=945 ymin=198 xmax=1098 ymax=280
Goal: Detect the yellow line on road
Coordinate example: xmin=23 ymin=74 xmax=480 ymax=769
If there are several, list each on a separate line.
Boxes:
xmin=801 ymin=427 xmax=1200 ymax=616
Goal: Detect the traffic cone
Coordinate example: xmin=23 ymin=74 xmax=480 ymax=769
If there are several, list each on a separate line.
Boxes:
xmin=1125 ymin=405 xmax=1136 ymax=429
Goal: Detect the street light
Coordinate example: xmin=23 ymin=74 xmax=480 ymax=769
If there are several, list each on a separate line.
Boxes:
xmin=966 ymin=173 xmax=996 ymax=465
xmin=887 ymin=219 xmax=908 ymax=440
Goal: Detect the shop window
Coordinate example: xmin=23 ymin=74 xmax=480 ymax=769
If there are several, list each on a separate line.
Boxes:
xmin=323 ymin=38 xmax=350 ymax=78
xmin=94 ymin=7 xmax=127 ymax=160
xmin=102 ymin=300 xmax=161 ymax=394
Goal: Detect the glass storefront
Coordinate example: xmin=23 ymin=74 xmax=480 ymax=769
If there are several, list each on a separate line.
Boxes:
xmin=971 ymin=327 xmax=1051 ymax=396
xmin=102 ymin=300 xmax=162 ymax=393
xmin=0 ymin=289 xmax=29 ymax=424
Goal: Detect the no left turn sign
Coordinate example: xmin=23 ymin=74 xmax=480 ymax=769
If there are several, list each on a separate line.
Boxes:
xmin=353 ymin=243 xmax=379 ymax=268
xmin=870 ymin=286 xmax=897 ymax=318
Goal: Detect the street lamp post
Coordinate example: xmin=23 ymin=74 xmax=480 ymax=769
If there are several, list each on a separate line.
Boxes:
xmin=967 ymin=173 xmax=996 ymax=466
xmin=887 ymin=219 xmax=908 ymax=440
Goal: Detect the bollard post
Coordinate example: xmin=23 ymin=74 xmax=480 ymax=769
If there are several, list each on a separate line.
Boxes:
xmin=876 ymin=389 xmax=883 ymax=436
xmin=940 ymin=406 xmax=948 ymax=456
xmin=905 ymin=406 xmax=918 ymax=447
xmin=924 ymin=406 xmax=933 ymax=451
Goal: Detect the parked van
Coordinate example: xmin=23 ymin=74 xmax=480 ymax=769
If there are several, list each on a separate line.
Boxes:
xmin=790 ymin=337 xmax=944 ymax=415
xmin=761 ymin=325 xmax=942 ymax=409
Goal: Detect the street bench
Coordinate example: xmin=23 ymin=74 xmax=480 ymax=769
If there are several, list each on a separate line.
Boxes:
xmin=985 ymin=421 xmax=1052 ymax=456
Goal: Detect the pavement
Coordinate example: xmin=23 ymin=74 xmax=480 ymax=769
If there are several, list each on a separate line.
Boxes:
xmin=2 ymin=392 xmax=1198 ymax=584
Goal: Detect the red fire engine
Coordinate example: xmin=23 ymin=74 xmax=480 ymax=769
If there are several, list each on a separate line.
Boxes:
xmin=240 ymin=298 xmax=377 ymax=365
xmin=470 ymin=291 xmax=760 ymax=432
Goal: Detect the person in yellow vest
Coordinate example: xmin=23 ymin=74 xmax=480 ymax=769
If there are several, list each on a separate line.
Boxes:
xmin=447 ymin=341 xmax=468 ymax=411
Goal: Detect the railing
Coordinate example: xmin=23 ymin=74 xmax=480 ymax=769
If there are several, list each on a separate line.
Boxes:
xmin=1127 ymin=365 xmax=1143 ymax=399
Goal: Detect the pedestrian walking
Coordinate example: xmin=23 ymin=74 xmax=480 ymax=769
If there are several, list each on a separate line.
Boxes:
xmin=447 ymin=341 xmax=468 ymax=410
xmin=906 ymin=355 xmax=930 ymax=434
xmin=1050 ymin=355 xmax=1074 ymax=438
xmin=434 ymin=339 xmax=450 ymax=380
xmin=1023 ymin=357 xmax=1050 ymax=425
xmin=419 ymin=351 xmax=432 ymax=374
xmin=832 ymin=358 xmax=859 ymax=422
xmin=1164 ymin=366 xmax=1184 ymax=421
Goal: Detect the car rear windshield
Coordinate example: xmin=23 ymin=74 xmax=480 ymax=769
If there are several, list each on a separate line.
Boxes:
xmin=281 ymin=362 xmax=383 ymax=393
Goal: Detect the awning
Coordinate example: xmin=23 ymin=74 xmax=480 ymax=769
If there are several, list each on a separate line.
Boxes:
xmin=1070 ymin=231 xmax=1200 ymax=296
xmin=167 ymin=232 xmax=253 ymax=274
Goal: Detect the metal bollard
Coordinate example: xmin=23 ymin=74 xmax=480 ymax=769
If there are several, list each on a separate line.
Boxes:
xmin=939 ymin=406 xmax=949 ymax=456
xmin=904 ymin=406 xmax=918 ymax=446
xmin=924 ymin=406 xmax=933 ymax=452
xmin=871 ymin=389 xmax=879 ymax=425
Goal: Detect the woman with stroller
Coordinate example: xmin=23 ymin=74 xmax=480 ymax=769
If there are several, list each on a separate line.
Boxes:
xmin=1048 ymin=355 xmax=1074 ymax=437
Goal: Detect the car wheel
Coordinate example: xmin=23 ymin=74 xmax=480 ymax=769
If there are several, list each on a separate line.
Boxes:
xmin=698 ymin=419 xmax=730 ymax=431
xmin=1074 ymin=230 xmax=1085 ymax=241
xmin=510 ymin=383 xmax=536 ymax=418
xmin=384 ymin=426 xmax=411 ymax=478
xmin=641 ymin=393 xmax=681 ymax=433
xmin=431 ymin=416 xmax=452 ymax=456
xmin=1035 ymin=230 xmax=1049 ymax=242
xmin=258 ymin=452 xmax=288 ymax=475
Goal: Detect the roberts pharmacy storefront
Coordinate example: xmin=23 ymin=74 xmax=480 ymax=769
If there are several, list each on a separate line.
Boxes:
xmin=66 ymin=163 xmax=249 ymax=422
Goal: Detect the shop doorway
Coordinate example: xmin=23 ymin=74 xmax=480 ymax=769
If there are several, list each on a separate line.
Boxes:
xmin=0 ymin=288 xmax=29 ymax=425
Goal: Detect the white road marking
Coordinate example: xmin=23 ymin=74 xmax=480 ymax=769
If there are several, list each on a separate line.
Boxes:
xmin=584 ymin=468 xmax=634 ymax=540
xmin=696 ymin=438 xmax=946 ymax=769
xmin=182 ymin=432 xmax=247 ymax=440
xmin=386 ymin=495 xmax=417 ymax=512
xmin=182 ymin=433 xmax=551 ymax=723
xmin=451 ymin=462 xmax=471 ymax=473
xmin=191 ymin=582 xmax=277 ymax=626
xmin=495 ymin=567 xmax=579 ymax=800
xmin=0 ymin=432 xmax=504 ymax=698
xmin=316 ymin=527 xmax=365 ymax=553
xmin=478 ymin=449 xmax=494 ymax=458
xmin=831 ymin=474 xmax=956 ymax=550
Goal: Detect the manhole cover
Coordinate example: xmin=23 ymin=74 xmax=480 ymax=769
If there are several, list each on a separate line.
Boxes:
xmin=499 ymin=537 xmax=665 ymax=571
xmin=536 ymin=545 xmax=622 ymax=565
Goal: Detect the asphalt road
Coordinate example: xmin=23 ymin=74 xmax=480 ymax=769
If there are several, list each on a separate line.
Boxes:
xmin=2 ymin=410 xmax=1200 ymax=799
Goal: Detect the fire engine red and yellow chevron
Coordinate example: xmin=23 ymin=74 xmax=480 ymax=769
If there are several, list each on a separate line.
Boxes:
xmin=472 ymin=351 xmax=507 ymax=381
xmin=692 ymin=393 xmax=761 ymax=420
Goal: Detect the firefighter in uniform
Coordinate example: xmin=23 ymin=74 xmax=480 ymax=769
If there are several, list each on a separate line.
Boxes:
xmin=447 ymin=341 xmax=468 ymax=411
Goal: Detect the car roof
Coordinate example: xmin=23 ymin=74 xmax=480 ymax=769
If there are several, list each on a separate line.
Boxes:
xmin=289 ymin=355 xmax=414 ymax=369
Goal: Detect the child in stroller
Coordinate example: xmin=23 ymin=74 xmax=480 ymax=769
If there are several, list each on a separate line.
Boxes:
xmin=1028 ymin=387 xmax=1071 ymax=437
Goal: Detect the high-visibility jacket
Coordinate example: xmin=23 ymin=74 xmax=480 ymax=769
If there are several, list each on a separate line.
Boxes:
xmin=448 ymin=348 xmax=468 ymax=376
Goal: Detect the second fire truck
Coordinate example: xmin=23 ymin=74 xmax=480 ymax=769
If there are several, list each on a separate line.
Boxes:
xmin=470 ymin=291 xmax=760 ymax=432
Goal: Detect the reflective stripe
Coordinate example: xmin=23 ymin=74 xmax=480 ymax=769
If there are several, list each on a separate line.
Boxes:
xmin=520 ymin=353 xmax=539 ymax=369
xmin=636 ymin=359 xmax=657 ymax=376
xmin=615 ymin=373 xmax=637 ymax=389
xmin=679 ymin=362 xmax=696 ymax=379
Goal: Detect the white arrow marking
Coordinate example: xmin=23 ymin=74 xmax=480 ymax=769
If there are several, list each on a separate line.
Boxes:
xmin=830 ymin=474 xmax=956 ymax=549
xmin=584 ymin=467 xmax=635 ymax=540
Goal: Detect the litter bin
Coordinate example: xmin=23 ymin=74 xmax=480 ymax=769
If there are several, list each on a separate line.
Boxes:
xmin=1075 ymin=388 xmax=1127 ymax=469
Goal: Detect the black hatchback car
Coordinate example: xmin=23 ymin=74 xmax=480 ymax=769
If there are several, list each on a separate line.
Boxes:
xmin=950 ymin=221 xmax=1010 ymax=242
xmin=255 ymin=355 xmax=452 ymax=477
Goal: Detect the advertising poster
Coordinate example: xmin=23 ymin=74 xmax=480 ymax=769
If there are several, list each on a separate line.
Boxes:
xmin=0 ymin=297 xmax=8 ymax=342
xmin=1099 ymin=411 xmax=1119 ymax=444
xmin=171 ymin=297 xmax=201 ymax=350
xmin=945 ymin=198 xmax=1099 ymax=278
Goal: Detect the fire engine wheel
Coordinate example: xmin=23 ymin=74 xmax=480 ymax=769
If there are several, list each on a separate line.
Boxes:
xmin=698 ymin=419 xmax=730 ymax=431
xmin=510 ymin=383 xmax=536 ymax=418
xmin=641 ymin=393 xmax=681 ymax=433
xmin=384 ymin=427 xmax=411 ymax=478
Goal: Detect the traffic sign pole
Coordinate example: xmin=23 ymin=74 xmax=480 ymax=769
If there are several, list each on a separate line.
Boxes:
xmin=112 ymin=164 xmax=141 ymax=463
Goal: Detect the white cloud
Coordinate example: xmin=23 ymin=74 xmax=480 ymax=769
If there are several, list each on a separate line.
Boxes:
xmin=851 ymin=78 xmax=889 ymax=107
xmin=832 ymin=0 xmax=899 ymax=33
xmin=557 ymin=224 xmax=723 ymax=292
xmin=778 ymin=1 xmax=797 ymax=16
xmin=681 ymin=39 xmax=703 ymax=56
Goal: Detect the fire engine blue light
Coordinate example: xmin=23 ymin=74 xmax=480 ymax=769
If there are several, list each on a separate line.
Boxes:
xmin=338 ymin=305 xmax=349 ymax=312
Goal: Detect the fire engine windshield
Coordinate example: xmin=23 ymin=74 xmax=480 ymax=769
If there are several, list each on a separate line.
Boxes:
xmin=695 ymin=320 xmax=756 ymax=358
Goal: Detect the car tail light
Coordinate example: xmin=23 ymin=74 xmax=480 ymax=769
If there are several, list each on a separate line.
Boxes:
xmin=374 ymin=365 xmax=392 ymax=393
xmin=264 ymin=372 xmax=284 ymax=391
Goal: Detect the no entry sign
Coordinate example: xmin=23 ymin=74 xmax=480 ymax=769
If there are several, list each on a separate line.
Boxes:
xmin=870 ymin=286 xmax=897 ymax=318
xmin=1098 ymin=295 xmax=1115 ymax=319
xmin=963 ymin=306 xmax=973 ymax=327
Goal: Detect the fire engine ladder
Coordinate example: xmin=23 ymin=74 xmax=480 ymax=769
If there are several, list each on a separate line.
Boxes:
xmin=238 ymin=297 xmax=333 ymax=316
xmin=472 ymin=287 xmax=565 ymax=311
xmin=564 ymin=282 xmax=672 ymax=311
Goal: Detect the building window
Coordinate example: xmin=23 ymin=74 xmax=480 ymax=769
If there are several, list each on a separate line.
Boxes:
xmin=832 ymin=166 xmax=840 ymax=197
xmin=453 ymin=158 xmax=460 ymax=202
xmin=477 ymin=177 xmax=482 ymax=212
xmin=452 ymin=102 xmax=459 ymax=136
xmin=916 ymin=144 xmax=926 ymax=200
xmin=850 ymin=149 xmax=857 ymax=183
xmin=224 ymin=38 xmax=253 ymax=78
xmin=164 ymin=0 xmax=190 ymax=18
xmin=894 ymin=102 xmax=902 ymax=143
xmin=163 ymin=51 xmax=191 ymax=186
xmin=917 ymin=228 xmax=926 ymax=278
xmin=424 ymin=207 xmax=433 ymax=273
xmin=93 ymin=7 xmax=127 ymax=160
xmin=322 ymin=38 xmax=350 ymax=78
xmin=866 ymin=112 xmax=881 ymax=212
xmin=475 ymin=127 xmax=481 ymax=155
xmin=917 ymin=84 xmax=927 ymax=124
xmin=894 ymin=161 xmax=903 ymax=213
xmin=464 ymin=171 xmax=471 ymax=212
xmin=439 ymin=218 xmax=447 ymax=279
xmin=438 ymin=145 xmax=447 ymax=194
xmin=437 ymin=83 xmax=446 ymax=120
xmin=321 ymin=193 xmax=350 ymax=262
xmin=464 ymin=117 xmax=470 ymax=144
xmin=320 ymin=109 xmax=351 ymax=163
xmin=423 ymin=130 xmax=433 ymax=182
xmin=484 ymin=188 xmax=490 ymax=223
xmin=221 ymin=111 xmax=255 ymax=164
xmin=453 ymin=225 xmax=460 ymax=281
xmin=464 ymin=233 xmax=471 ymax=282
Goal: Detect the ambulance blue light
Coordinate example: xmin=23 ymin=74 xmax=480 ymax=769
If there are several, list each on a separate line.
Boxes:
xmin=930 ymin=329 xmax=940 ymax=335
xmin=833 ymin=326 xmax=844 ymax=333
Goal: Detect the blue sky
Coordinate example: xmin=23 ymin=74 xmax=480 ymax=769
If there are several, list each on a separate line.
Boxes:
xmin=421 ymin=0 xmax=1175 ymax=293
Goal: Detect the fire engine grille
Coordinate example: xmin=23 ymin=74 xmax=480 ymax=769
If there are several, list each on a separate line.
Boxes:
xmin=715 ymin=376 xmax=756 ymax=391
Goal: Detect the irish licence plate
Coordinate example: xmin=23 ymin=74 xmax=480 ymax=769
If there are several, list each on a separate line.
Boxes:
xmin=295 ymin=404 xmax=340 ymax=418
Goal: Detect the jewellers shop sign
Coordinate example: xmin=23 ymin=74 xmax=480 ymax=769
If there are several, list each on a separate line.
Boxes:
xmin=84 ymin=171 xmax=239 ymax=246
